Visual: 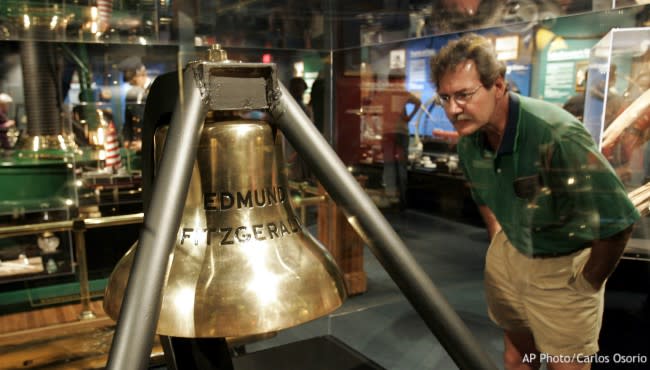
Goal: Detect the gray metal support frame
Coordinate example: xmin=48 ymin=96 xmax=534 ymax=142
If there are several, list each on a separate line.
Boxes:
xmin=106 ymin=67 xmax=497 ymax=370
xmin=106 ymin=66 xmax=207 ymax=370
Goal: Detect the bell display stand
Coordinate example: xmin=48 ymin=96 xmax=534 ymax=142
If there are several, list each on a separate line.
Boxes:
xmin=232 ymin=335 xmax=384 ymax=370
xmin=105 ymin=46 xmax=497 ymax=370
xmin=157 ymin=335 xmax=385 ymax=370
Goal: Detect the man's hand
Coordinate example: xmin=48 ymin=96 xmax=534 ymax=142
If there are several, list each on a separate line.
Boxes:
xmin=582 ymin=225 xmax=634 ymax=289
xmin=0 ymin=119 xmax=15 ymax=129
xmin=478 ymin=205 xmax=501 ymax=240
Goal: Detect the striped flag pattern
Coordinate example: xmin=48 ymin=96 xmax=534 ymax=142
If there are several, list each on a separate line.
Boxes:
xmin=97 ymin=0 xmax=113 ymax=31
xmin=104 ymin=121 xmax=122 ymax=171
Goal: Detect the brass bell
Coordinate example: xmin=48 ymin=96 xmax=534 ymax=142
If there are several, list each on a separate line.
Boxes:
xmin=104 ymin=115 xmax=346 ymax=338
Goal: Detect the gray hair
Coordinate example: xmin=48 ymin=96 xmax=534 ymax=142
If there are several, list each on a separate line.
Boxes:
xmin=430 ymin=33 xmax=506 ymax=89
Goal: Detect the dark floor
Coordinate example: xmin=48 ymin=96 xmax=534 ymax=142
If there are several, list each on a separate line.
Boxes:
xmin=236 ymin=210 xmax=650 ymax=370
xmin=2 ymin=211 xmax=646 ymax=369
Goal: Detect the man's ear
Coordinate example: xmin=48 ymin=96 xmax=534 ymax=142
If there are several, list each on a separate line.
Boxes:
xmin=494 ymin=77 xmax=507 ymax=98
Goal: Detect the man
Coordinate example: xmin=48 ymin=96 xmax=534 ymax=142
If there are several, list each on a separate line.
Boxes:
xmin=430 ymin=33 xmax=639 ymax=370
xmin=0 ymin=93 xmax=16 ymax=150
xmin=286 ymin=77 xmax=313 ymax=182
xmin=376 ymin=70 xmax=421 ymax=209
xmin=123 ymin=60 xmax=149 ymax=152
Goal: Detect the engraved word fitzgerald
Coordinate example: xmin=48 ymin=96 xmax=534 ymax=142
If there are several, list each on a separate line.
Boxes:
xmin=181 ymin=216 xmax=301 ymax=246
xmin=179 ymin=186 xmax=299 ymax=246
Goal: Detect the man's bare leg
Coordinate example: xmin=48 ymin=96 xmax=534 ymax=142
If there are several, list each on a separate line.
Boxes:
xmin=504 ymin=330 xmax=540 ymax=370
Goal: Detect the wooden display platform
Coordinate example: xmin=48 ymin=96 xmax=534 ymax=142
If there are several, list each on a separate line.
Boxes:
xmin=0 ymin=302 xmax=164 ymax=369
xmin=0 ymin=304 xmax=383 ymax=370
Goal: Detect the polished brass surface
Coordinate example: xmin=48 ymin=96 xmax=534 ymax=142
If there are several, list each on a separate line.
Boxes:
xmin=208 ymin=44 xmax=228 ymax=62
xmin=15 ymin=134 xmax=77 ymax=156
xmin=104 ymin=119 xmax=346 ymax=338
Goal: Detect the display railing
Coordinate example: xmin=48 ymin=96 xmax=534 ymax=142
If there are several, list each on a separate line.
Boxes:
xmin=0 ymin=184 xmax=326 ymax=324
xmin=0 ymin=212 xmax=144 ymax=320
xmin=289 ymin=180 xmax=326 ymax=224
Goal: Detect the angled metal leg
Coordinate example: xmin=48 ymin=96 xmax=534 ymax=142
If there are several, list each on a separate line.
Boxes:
xmin=270 ymin=81 xmax=497 ymax=370
xmin=106 ymin=67 xmax=207 ymax=370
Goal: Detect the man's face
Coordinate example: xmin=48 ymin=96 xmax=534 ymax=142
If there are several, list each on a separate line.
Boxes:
xmin=437 ymin=60 xmax=497 ymax=137
xmin=133 ymin=67 xmax=148 ymax=88
xmin=441 ymin=0 xmax=481 ymax=17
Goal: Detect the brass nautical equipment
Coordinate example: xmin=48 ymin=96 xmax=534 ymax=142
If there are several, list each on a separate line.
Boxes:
xmin=18 ymin=37 xmax=76 ymax=156
xmin=104 ymin=113 xmax=346 ymax=338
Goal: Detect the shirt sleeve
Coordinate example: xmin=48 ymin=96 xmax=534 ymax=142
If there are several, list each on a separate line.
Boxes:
xmin=546 ymin=124 xmax=639 ymax=240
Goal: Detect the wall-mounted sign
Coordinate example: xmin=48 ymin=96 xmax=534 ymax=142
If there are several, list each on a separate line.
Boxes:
xmin=495 ymin=35 xmax=519 ymax=61
xmin=390 ymin=49 xmax=406 ymax=69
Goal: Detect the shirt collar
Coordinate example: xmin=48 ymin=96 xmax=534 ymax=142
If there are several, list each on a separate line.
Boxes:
xmin=497 ymin=93 xmax=519 ymax=155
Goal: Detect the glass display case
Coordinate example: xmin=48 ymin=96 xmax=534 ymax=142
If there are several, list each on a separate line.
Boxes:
xmin=331 ymin=24 xmax=535 ymax=222
xmin=585 ymin=27 xmax=650 ymax=186
xmin=1 ymin=1 xmax=649 ymax=369
xmin=579 ymin=34 xmax=650 ymax=370
xmin=0 ymin=3 xmax=332 ymax=321
xmin=583 ymin=26 xmax=650 ymax=264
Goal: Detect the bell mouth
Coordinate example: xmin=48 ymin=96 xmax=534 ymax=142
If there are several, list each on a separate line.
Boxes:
xmin=103 ymin=119 xmax=346 ymax=338
xmin=105 ymin=231 xmax=346 ymax=338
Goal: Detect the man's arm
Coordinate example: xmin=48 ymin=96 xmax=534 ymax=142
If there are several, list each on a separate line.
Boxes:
xmin=0 ymin=119 xmax=15 ymax=129
xmin=551 ymin=127 xmax=637 ymax=290
xmin=402 ymin=93 xmax=422 ymax=122
xmin=583 ymin=224 xmax=634 ymax=290
xmin=478 ymin=205 xmax=501 ymax=241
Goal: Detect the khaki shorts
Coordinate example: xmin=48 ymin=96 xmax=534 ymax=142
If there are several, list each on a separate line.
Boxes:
xmin=484 ymin=230 xmax=605 ymax=356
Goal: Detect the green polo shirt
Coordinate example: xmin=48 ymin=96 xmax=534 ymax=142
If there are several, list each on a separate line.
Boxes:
xmin=458 ymin=93 xmax=640 ymax=256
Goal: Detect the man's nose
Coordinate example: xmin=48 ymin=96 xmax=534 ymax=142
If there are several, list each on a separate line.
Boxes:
xmin=445 ymin=100 xmax=463 ymax=115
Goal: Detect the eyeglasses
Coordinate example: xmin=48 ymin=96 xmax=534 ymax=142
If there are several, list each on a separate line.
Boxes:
xmin=437 ymin=85 xmax=483 ymax=107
